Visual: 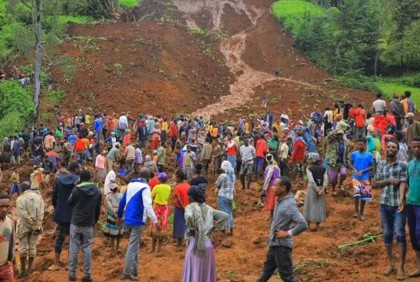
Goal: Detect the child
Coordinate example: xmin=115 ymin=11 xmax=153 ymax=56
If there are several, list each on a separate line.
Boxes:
xmin=303 ymin=154 xmax=327 ymax=231
xmin=104 ymin=183 xmax=122 ymax=253
xmin=150 ymin=172 xmax=171 ymax=256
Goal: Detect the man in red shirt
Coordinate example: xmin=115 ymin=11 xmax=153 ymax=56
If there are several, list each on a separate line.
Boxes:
xmin=225 ymin=133 xmax=237 ymax=171
xmin=73 ymin=137 xmax=86 ymax=163
xmin=169 ymin=120 xmax=179 ymax=152
xmin=290 ymin=131 xmax=306 ymax=184
xmin=255 ymin=134 xmax=268 ymax=180
xmin=353 ymin=104 xmax=367 ymax=139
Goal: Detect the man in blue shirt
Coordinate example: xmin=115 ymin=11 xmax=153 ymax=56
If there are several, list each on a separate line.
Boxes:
xmin=349 ymin=137 xmax=374 ymax=221
xmin=117 ymin=168 xmax=160 ymax=281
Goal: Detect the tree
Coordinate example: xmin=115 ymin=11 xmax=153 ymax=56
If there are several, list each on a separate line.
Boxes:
xmin=33 ymin=0 xmax=43 ymax=121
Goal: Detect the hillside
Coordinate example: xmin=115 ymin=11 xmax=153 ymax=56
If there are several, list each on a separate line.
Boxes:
xmin=49 ymin=0 xmax=375 ymax=121
xmin=19 ymin=1 xmax=409 ymax=282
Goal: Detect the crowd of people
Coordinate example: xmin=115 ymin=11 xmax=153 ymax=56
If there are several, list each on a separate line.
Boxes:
xmin=0 ymin=88 xmax=419 ymax=282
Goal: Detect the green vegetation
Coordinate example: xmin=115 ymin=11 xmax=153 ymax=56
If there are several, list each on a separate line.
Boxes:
xmin=272 ymin=0 xmax=420 ymax=76
xmin=58 ymin=15 xmax=95 ymax=24
xmin=45 ymin=90 xmax=66 ymax=103
xmin=119 ymin=0 xmax=142 ymax=8
xmin=0 ymin=80 xmax=34 ymax=137
xmin=113 ymin=63 xmax=123 ymax=75
xmin=272 ymin=1 xmax=324 ymax=31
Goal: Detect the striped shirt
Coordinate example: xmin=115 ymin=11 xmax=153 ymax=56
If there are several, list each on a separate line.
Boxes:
xmin=375 ymin=160 xmax=407 ymax=207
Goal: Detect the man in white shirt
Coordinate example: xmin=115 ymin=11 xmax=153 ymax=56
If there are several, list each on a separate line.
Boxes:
xmin=372 ymin=93 xmax=387 ymax=114
xmin=239 ymin=138 xmax=256 ymax=190
xmin=119 ymin=113 xmax=129 ymax=139
xmin=104 ymin=163 xmax=118 ymax=196
xmin=117 ymin=168 xmax=159 ymax=281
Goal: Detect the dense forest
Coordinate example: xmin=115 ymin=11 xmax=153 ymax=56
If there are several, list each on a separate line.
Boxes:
xmin=0 ymin=0 xmax=139 ymax=137
xmin=272 ymin=0 xmax=420 ymax=95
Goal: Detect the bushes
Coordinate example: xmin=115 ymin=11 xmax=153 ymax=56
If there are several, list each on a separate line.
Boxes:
xmin=45 ymin=90 xmax=66 ymax=103
xmin=0 ymin=80 xmax=34 ymax=137
xmin=338 ymin=75 xmax=383 ymax=94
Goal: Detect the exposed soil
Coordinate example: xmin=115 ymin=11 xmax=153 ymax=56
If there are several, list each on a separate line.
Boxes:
xmin=20 ymin=0 xmax=413 ymax=281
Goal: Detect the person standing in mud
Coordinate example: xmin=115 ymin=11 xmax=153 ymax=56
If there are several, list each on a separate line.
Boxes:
xmin=118 ymin=168 xmax=160 ymax=281
xmin=349 ymin=138 xmax=374 ymax=221
xmin=16 ymin=181 xmax=44 ymax=278
xmin=50 ymin=162 xmax=80 ymax=271
xmin=261 ymin=154 xmax=281 ymax=221
xmin=67 ymin=169 xmax=102 ymax=282
xmin=373 ymin=140 xmax=407 ymax=280
xmin=406 ymin=137 xmax=420 ymax=278
xmin=274 ymin=66 xmax=281 ymax=78
xmin=258 ymin=177 xmax=307 ymax=282
xmin=0 ymin=193 xmax=15 ymax=282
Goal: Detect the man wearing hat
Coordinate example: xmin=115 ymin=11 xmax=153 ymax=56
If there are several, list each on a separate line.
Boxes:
xmin=406 ymin=113 xmax=420 ymax=148
xmin=16 ymin=181 xmax=44 ymax=278
xmin=324 ymin=129 xmax=350 ymax=196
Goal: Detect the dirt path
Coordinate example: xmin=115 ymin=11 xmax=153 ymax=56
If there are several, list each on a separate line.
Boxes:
xmin=172 ymin=0 xmax=318 ymax=119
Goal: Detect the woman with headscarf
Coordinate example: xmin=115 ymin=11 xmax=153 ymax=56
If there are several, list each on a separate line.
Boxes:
xmin=183 ymin=186 xmax=228 ymax=282
xmin=104 ymin=183 xmax=122 ymax=253
xmin=303 ymin=153 xmax=328 ymax=231
xmin=215 ymin=161 xmax=236 ymax=235
xmin=150 ymin=172 xmax=171 ymax=256
xmin=261 ymin=154 xmax=281 ymax=220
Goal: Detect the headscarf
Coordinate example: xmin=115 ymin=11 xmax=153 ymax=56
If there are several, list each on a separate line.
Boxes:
xmin=221 ymin=160 xmax=235 ymax=182
xmin=145 ymin=155 xmax=151 ymax=161
xmin=307 ymin=152 xmax=320 ymax=163
xmin=157 ymin=172 xmax=168 ymax=182
xmin=187 ymin=186 xmax=206 ymax=256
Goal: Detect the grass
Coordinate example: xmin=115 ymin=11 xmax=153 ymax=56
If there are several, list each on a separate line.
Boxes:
xmin=375 ymin=82 xmax=420 ymax=108
xmin=45 ymin=90 xmax=66 ymax=103
xmin=272 ymin=0 xmax=325 ymax=31
xmin=119 ymin=0 xmax=142 ymax=8
xmin=58 ymin=15 xmax=95 ymax=25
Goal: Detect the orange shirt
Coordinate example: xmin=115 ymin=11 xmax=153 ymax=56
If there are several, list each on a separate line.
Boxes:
xmin=256 ymin=139 xmax=268 ymax=158
xmin=354 ymin=107 xmax=366 ymax=128
xmin=74 ymin=139 xmax=85 ymax=152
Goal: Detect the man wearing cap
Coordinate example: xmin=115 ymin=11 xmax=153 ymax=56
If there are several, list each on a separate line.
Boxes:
xmin=16 ymin=181 xmax=44 ymax=278
xmin=406 ymin=113 xmax=420 ymax=149
xmin=118 ymin=168 xmax=160 ymax=281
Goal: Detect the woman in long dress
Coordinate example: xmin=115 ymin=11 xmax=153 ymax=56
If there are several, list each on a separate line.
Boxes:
xmin=182 ymin=186 xmax=228 ymax=282
xmin=104 ymin=183 xmax=122 ymax=252
xmin=303 ymin=153 xmax=328 ymax=231
xmin=173 ymin=170 xmax=190 ymax=251
xmin=215 ymin=161 xmax=236 ymax=235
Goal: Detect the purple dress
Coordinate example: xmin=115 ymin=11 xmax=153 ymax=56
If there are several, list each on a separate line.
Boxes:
xmin=264 ymin=165 xmax=281 ymax=211
xmin=182 ymin=237 xmax=216 ymax=282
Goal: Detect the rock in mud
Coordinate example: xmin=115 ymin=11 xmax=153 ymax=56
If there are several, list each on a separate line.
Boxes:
xmin=222 ymin=238 xmax=233 ymax=248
